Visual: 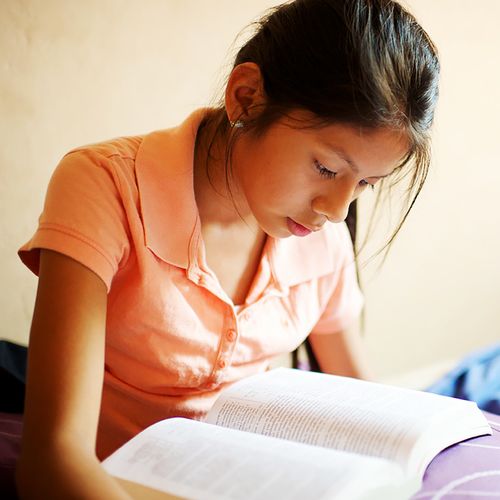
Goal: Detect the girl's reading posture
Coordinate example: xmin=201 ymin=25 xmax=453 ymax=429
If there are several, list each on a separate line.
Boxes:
xmin=16 ymin=0 xmax=439 ymax=498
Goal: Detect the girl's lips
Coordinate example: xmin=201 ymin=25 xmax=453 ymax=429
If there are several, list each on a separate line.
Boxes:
xmin=287 ymin=217 xmax=312 ymax=237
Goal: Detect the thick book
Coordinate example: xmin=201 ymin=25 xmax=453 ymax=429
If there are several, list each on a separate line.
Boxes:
xmin=102 ymin=367 xmax=491 ymax=500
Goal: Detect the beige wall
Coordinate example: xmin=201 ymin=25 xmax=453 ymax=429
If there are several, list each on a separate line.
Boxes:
xmin=360 ymin=0 xmax=500 ymax=376
xmin=2 ymin=0 xmax=499 ymax=379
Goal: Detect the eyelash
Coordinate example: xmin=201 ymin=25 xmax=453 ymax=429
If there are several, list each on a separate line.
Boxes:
xmin=314 ymin=160 xmax=336 ymax=179
xmin=359 ymin=179 xmax=376 ymax=190
xmin=314 ymin=160 xmax=376 ymax=189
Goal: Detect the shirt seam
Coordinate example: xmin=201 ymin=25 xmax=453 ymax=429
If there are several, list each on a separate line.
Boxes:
xmin=37 ymin=222 xmax=117 ymax=271
xmin=68 ymin=141 xmax=144 ymax=163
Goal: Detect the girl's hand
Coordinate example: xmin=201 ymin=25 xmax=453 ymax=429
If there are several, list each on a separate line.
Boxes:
xmin=308 ymin=322 xmax=375 ymax=380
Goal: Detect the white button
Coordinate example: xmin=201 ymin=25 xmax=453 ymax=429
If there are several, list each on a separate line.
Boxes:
xmin=218 ymin=359 xmax=227 ymax=369
xmin=226 ymin=329 xmax=237 ymax=341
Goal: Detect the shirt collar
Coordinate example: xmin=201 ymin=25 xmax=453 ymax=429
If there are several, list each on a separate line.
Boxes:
xmin=135 ymin=108 xmax=209 ymax=268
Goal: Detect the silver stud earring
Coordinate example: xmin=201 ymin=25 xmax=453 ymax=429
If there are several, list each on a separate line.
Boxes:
xmin=230 ymin=120 xmax=244 ymax=128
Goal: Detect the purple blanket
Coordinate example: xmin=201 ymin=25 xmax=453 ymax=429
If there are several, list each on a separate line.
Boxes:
xmin=413 ymin=411 xmax=500 ymax=499
xmin=0 ymin=412 xmax=22 ymax=499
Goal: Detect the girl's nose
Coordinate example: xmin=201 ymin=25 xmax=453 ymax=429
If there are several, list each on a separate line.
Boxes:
xmin=312 ymin=180 xmax=356 ymax=223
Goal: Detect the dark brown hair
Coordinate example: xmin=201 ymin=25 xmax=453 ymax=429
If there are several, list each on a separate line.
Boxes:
xmin=203 ymin=0 xmax=440 ymax=251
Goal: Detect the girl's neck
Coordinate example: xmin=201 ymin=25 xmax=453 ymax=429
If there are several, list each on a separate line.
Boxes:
xmin=193 ymin=112 xmax=253 ymax=228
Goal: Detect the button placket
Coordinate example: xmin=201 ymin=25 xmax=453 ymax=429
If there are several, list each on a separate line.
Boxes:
xmin=213 ymin=319 xmax=239 ymax=380
xmin=226 ymin=328 xmax=237 ymax=342
xmin=218 ymin=327 xmax=237 ymax=368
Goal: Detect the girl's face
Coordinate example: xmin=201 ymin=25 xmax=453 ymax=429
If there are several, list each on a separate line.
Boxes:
xmin=232 ymin=112 xmax=409 ymax=238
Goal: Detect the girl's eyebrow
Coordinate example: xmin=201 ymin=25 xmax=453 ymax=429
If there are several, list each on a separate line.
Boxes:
xmin=325 ymin=145 xmax=360 ymax=173
xmin=369 ymin=171 xmax=395 ymax=179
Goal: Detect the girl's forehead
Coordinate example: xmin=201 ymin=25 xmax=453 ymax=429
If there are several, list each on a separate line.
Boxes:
xmin=272 ymin=112 xmax=409 ymax=152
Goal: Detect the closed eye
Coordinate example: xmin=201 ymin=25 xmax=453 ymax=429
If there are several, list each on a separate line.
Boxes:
xmin=314 ymin=160 xmax=336 ymax=179
xmin=359 ymin=179 xmax=376 ymax=190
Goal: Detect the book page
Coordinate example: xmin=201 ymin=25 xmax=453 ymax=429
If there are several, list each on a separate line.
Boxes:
xmin=206 ymin=368 xmax=490 ymax=474
xmin=103 ymin=418 xmax=413 ymax=500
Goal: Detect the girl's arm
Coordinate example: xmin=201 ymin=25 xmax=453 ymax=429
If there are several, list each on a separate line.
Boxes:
xmin=16 ymin=249 xmax=131 ymax=499
xmin=307 ymin=323 xmax=375 ymax=380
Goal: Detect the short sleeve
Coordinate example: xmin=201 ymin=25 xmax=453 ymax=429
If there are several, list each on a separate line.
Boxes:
xmin=18 ymin=149 xmax=131 ymax=291
xmin=309 ymin=224 xmax=364 ymax=335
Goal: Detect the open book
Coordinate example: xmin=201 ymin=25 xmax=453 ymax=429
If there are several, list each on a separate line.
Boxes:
xmin=102 ymin=368 xmax=491 ymax=500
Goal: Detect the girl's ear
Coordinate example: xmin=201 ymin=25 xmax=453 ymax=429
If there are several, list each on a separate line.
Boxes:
xmin=225 ymin=62 xmax=266 ymax=123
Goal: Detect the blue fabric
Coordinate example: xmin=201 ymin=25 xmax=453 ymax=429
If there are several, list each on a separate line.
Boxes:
xmin=426 ymin=343 xmax=500 ymax=415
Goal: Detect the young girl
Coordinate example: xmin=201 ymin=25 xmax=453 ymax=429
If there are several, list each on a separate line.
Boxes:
xmin=16 ymin=0 xmax=439 ymax=498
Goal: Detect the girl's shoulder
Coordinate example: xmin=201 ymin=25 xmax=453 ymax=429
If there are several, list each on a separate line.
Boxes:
xmin=62 ymin=134 xmax=146 ymax=171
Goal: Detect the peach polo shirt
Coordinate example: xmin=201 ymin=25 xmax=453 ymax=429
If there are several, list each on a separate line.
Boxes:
xmin=19 ymin=109 xmax=363 ymax=459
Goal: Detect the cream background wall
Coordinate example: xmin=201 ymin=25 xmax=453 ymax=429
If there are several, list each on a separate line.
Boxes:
xmin=1 ymin=0 xmax=499 ymax=380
